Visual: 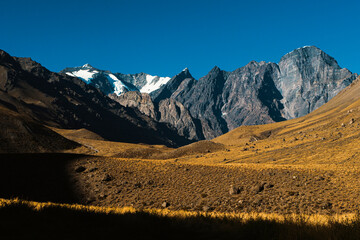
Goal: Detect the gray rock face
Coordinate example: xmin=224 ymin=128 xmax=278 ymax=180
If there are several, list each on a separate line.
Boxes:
xmin=174 ymin=66 xmax=229 ymax=139
xmin=172 ymin=62 xmax=284 ymax=139
xmin=110 ymin=91 xmax=158 ymax=119
xmin=158 ymin=98 xmax=201 ymax=141
xmin=113 ymin=91 xmax=202 ymax=141
xmin=152 ymin=46 xmax=357 ymax=139
xmin=114 ymin=72 xmax=148 ymax=90
xmin=220 ymin=61 xmax=284 ymax=130
xmin=276 ymin=46 xmax=357 ymax=119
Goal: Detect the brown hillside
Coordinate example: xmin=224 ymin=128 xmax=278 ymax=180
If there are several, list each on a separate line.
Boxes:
xmin=0 ymin=104 xmax=80 ymax=153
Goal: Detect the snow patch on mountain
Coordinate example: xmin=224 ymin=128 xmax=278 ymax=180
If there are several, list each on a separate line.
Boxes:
xmin=106 ymin=74 xmax=129 ymax=95
xmin=140 ymin=75 xmax=171 ymax=93
xmin=62 ymin=64 xmax=171 ymax=96
xmin=65 ymin=69 xmax=98 ymax=83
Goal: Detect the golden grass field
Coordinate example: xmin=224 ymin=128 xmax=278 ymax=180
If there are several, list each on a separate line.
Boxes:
xmin=2 ymin=77 xmax=360 ymax=238
xmin=47 ymin=78 xmax=360 ymax=215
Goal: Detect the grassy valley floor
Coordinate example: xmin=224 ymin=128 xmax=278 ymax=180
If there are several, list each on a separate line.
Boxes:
xmin=2 ymin=78 xmax=360 ymax=239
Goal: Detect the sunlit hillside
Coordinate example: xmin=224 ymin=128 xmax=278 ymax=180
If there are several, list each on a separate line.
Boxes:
xmin=2 ymin=77 xmax=360 ymax=238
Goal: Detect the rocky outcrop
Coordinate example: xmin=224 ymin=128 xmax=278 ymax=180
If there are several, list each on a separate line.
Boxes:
xmin=110 ymin=91 xmax=158 ymax=119
xmin=220 ymin=61 xmax=285 ymax=130
xmin=158 ymin=98 xmax=202 ymax=141
xmin=276 ymin=46 xmax=358 ymax=119
xmin=112 ymin=91 xmax=202 ymax=141
xmin=173 ymin=66 xmax=229 ymax=139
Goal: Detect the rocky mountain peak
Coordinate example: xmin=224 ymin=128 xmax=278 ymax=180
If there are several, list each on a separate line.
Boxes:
xmin=209 ymin=65 xmax=221 ymax=73
xmin=0 ymin=50 xmax=19 ymax=70
xmin=151 ymin=68 xmax=196 ymax=102
xmin=276 ymin=45 xmax=357 ymax=119
xmin=0 ymin=50 xmax=13 ymax=63
xmin=280 ymin=46 xmax=339 ymax=68
xmin=178 ymin=67 xmax=193 ymax=78
xmin=199 ymin=66 xmax=226 ymax=86
xmin=82 ymin=63 xmax=94 ymax=69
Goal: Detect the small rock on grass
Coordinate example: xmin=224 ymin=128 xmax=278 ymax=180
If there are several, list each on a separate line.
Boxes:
xmin=102 ymin=174 xmax=113 ymax=182
xmin=251 ymin=183 xmax=265 ymax=194
xmin=229 ymin=185 xmax=241 ymax=195
xmin=202 ymin=206 xmax=210 ymax=212
xmin=162 ymin=201 xmax=170 ymax=208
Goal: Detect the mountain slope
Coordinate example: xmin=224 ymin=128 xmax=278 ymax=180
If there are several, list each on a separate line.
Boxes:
xmin=0 ymin=95 xmax=80 ymax=153
xmin=0 ymin=50 xmax=190 ymax=147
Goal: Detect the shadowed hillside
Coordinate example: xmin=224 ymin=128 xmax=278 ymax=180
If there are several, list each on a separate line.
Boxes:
xmin=0 ymin=153 xmax=92 ymax=203
xmin=0 ymin=104 xmax=80 ymax=153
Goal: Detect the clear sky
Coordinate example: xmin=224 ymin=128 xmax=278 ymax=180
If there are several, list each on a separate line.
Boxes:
xmin=1 ymin=0 xmax=359 ymax=79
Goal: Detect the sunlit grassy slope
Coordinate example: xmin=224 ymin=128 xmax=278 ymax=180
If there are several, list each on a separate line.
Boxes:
xmin=1 ymin=198 xmax=359 ymax=240
xmin=206 ymin=77 xmax=360 ymax=167
xmin=20 ymin=77 xmax=354 ymax=216
xmin=56 ymin=77 xmax=360 ymax=167
xmin=10 ymin=77 xmax=358 ymax=239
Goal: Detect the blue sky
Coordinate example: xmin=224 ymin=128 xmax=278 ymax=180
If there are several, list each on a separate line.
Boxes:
xmin=1 ymin=0 xmax=359 ymax=79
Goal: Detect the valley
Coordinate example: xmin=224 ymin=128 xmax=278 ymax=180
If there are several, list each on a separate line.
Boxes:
xmin=2 ymin=76 xmax=359 ymax=217
xmin=1 ymin=48 xmax=360 ymax=239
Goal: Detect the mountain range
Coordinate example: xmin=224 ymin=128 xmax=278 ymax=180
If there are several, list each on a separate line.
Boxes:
xmin=62 ymin=46 xmax=357 ymax=140
xmin=0 ymin=46 xmax=357 ymax=152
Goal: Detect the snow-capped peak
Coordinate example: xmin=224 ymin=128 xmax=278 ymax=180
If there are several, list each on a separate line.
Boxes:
xmin=82 ymin=63 xmax=94 ymax=69
xmin=65 ymin=65 xmax=99 ymax=83
xmin=183 ymin=67 xmax=189 ymax=72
